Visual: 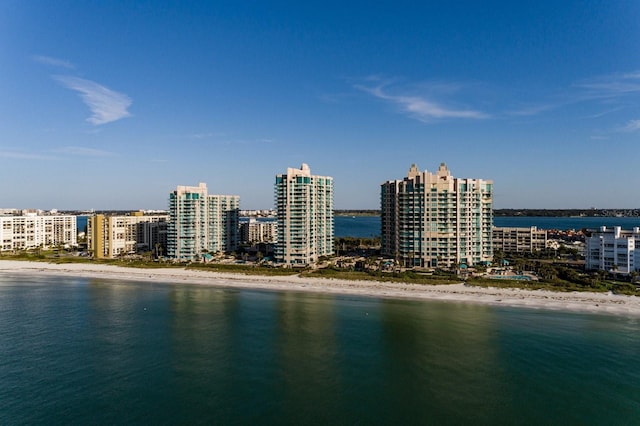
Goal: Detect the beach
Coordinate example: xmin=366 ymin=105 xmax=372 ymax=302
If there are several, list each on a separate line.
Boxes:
xmin=1 ymin=259 xmax=639 ymax=316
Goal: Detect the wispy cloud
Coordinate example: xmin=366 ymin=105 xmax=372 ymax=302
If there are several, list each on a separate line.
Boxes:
xmin=188 ymin=132 xmax=215 ymax=139
xmin=509 ymin=103 xmax=562 ymax=117
xmin=505 ymin=71 xmax=640 ymax=118
xmin=0 ymin=150 xmax=56 ymax=160
xmin=52 ymin=146 xmax=116 ymax=157
xmin=54 ymin=75 xmax=132 ymax=125
xmin=32 ymin=55 xmax=75 ymax=69
xmin=355 ymin=79 xmax=489 ymax=122
xmin=621 ymin=119 xmax=640 ymax=132
xmin=573 ymin=71 xmax=640 ymax=98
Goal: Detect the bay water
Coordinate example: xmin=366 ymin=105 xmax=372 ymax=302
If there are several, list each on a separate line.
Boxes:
xmin=76 ymin=215 xmax=640 ymax=238
xmin=1 ymin=274 xmax=640 ymax=424
xmin=333 ymin=216 xmax=640 ymax=238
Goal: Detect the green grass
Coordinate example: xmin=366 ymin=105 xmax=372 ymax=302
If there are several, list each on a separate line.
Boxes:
xmin=466 ymin=276 xmax=640 ymax=295
xmin=302 ymin=268 xmax=459 ymax=285
xmin=186 ymin=263 xmax=301 ymax=276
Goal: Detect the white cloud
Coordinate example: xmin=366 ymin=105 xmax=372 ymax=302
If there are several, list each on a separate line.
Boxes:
xmin=622 ymin=119 xmax=640 ymax=132
xmin=573 ymin=71 xmax=640 ymax=98
xmin=52 ymin=146 xmax=116 ymax=157
xmin=32 ymin=55 xmax=75 ymax=69
xmin=355 ymin=81 xmax=488 ymax=122
xmin=0 ymin=151 xmax=56 ymax=160
xmin=188 ymin=132 xmax=215 ymax=139
xmin=54 ymin=75 xmax=132 ymax=125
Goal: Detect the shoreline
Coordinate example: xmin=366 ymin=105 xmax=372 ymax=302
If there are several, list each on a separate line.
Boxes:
xmin=1 ymin=260 xmax=639 ymax=316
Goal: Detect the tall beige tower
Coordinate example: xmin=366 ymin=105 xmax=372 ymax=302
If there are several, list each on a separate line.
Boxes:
xmin=381 ymin=163 xmax=493 ymax=268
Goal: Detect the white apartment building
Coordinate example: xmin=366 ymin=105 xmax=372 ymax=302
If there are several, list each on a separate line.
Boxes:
xmin=167 ymin=183 xmax=240 ymax=261
xmin=586 ymin=226 xmax=640 ymax=274
xmin=493 ymin=226 xmax=547 ymax=254
xmin=87 ymin=212 xmax=168 ymax=258
xmin=0 ymin=213 xmax=77 ymax=251
xmin=381 ymin=163 xmax=493 ymax=268
xmin=240 ymin=218 xmax=277 ymax=244
xmin=275 ymin=163 xmax=333 ymax=266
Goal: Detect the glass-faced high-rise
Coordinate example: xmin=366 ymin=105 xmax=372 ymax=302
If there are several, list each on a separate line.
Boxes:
xmin=274 ymin=163 xmax=333 ymax=266
xmin=167 ymin=183 xmax=239 ymax=261
xmin=381 ymin=163 xmax=493 ymax=268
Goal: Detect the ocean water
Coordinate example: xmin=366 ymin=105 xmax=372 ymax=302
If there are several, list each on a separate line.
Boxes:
xmin=1 ymin=274 xmax=639 ymax=425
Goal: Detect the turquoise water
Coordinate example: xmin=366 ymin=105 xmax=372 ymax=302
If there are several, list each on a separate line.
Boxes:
xmin=1 ymin=274 xmax=640 ymax=424
xmin=488 ymin=275 xmax=532 ymax=281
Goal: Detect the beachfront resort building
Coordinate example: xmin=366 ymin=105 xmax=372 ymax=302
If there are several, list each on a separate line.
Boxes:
xmin=167 ymin=183 xmax=240 ymax=261
xmin=274 ymin=163 xmax=333 ymax=266
xmin=0 ymin=211 xmax=77 ymax=252
xmin=493 ymin=226 xmax=547 ymax=254
xmin=87 ymin=211 xmax=168 ymax=258
xmin=585 ymin=226 xmax=640 ymax=275
xmin=381 ymin=163 xmax=493 ymax=268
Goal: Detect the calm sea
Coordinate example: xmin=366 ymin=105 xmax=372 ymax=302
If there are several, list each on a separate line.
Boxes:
xmin=334 ymin=216 xmax=640 ymax=238
xmin=76 ymin=215 xmax=640 ymax=238
xmin=1 ymin=274 xmax=639 ymax=425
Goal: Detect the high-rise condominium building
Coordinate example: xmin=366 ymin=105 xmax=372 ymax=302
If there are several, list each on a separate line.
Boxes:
xmin=167 ymin=183 xmax=239 ymax=261
xmin=87 ymin=211 xmax=168 ymax=258
xmin=274 ymin=163 xmax=333 ymax=266
xmin=381 ymin=163 xmax=493 ymax=268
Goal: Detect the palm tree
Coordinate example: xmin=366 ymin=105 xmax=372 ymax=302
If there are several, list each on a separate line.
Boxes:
xmin=611 ymin=264 xmax=619 ymax=281
xmin=407 ymin=251 xmax=415 ymax=268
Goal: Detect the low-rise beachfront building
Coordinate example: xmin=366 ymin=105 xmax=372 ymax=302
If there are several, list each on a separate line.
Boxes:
xmin=240 ymin=218 xmax=277 ymax=244
xmin=0 ymin=212 xmax=77 ymax=252
xmin=585 ymin=226 xmax=640 ymax=274
xmin=87 ymin=212 xmax=168 ymax=258
xmin=381 ymin=163 xmax=493 ymax=268
xmin=274 ymin=163 xmax=333 ymax=266
xmin=493 ymin=226 xmax=547 ymax=254
xmin=167 ymin=183 xmax=240 ymax=261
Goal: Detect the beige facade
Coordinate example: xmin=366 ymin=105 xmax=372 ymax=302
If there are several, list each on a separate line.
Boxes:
xmin=381 ymin=163 xmax=493 ymax=268
xmin=240 ymin=218 xmax=277 ymax=244
xmin=493 ymin=226 xmax=547 ymax=253
xmin=87 ymin=212 xmax=168 ymax=258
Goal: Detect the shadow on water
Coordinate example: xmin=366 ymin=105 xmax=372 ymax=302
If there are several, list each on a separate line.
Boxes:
xmin=1 ymin=277 xmax=639 ymax=425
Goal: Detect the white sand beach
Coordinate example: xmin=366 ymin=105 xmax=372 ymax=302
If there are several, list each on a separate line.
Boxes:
xmin=1 ymin=260 xmax=639 ymax=316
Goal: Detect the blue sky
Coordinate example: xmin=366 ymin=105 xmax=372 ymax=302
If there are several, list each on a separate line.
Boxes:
xmin=1 ymin=1 xmax=639 ymax=210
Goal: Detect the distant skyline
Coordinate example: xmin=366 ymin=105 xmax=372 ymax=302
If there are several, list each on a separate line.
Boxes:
xmin=1 ymin=1 xmax=639 ymax=210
